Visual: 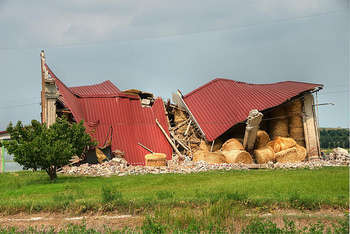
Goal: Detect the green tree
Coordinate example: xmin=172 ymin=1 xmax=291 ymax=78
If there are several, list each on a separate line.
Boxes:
xmin=3 ymin=118 xmax=95 ymax=180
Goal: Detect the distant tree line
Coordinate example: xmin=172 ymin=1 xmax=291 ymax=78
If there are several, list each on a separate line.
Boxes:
xmin=320 ymin=128 xmax=349 ymax=149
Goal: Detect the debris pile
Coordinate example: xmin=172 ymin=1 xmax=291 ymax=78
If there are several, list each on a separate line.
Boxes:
xmin=327 ymin=147 xmax=349 ymax=162
xmin=59 ymin=154 xmax=349 ymax=177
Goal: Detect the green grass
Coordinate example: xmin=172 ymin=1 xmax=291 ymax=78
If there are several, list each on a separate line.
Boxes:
xmin=0 ymin=167 xmax=348 ymax=214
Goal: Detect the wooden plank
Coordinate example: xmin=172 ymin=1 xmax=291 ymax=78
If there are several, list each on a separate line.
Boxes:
xmin=302 ymin=93 xmax=321 ymax=158
xmin=172 ymin=91 xmax=206 ymax=138
xmin=155 ymin=119 xmax=183 ymax=158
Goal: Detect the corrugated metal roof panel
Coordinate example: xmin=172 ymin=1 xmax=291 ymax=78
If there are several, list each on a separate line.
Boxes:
xmin=46 ymin=65 xmax=172 ymax=165
xmin=183 ymin=78 xmax=323 ymax=141
xmin=70 ymin=81 xmax=121 ymax=98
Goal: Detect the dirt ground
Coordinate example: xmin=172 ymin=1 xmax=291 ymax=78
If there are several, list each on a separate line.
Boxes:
xmin=0 ymin=209 xmax=347 ymax=232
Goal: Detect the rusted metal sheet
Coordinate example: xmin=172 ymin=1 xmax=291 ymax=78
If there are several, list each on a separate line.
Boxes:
xmin=46 ymin=65 xmax=172 ymax=165
xmin=182 ymin=78 xmax=323 ymax=141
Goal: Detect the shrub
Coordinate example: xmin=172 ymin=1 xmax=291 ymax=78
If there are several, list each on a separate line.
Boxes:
xmin=3 ymin=118 xmax=95 ymax=180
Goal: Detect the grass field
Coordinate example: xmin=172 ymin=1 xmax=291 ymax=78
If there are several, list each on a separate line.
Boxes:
xmin=0 ymin=167 xmax=348 ymax=214
xmin=0 ymin=167 xmax=348 ymax=232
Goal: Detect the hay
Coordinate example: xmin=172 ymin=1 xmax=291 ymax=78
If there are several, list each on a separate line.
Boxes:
xmin=174 ymin=109 xmax=187 ymax=124
xmin=289 ymin=127 xmax=304 ymax=139
xmin=145 ymin=153 xmax=167 ymax=166
xmin=286 ymin=99 xmax=302 ymax=113
xmin=193 ymin=151 xmax=226 ymax=164
xmin=199 ymin=140 xmax=209 ymax=151
xmin=275 ymin=147 xmax=299 ymax=163
xmin=255 ymin=130 xmax=270 ymax=148
xmin=254 ymin=146 xmax=275 ymax=164
xmin=270 ymin=106 xmax=287 ymax=117
xmin=221 ymin=138 xmax=244 ymax=151
xmin=222 ymin=150 xmax=253 ymax=164
xmin=295 ymin=144 xmax=307 ymax=161
xmin=266 ymin=137 xmax=296 ymax=153
xmin=288 ymin=114 xmax=303 ymax=128
xmin=269 ymin=119 xmax=289 ymax=138
xmin=296 ymin=139 xmax=306 ymax=147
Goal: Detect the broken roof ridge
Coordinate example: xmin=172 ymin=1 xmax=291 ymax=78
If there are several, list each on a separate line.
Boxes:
xmin=45 ymin=64 xmax=139 ymax=100
xmin=45 ymin=64 xmax=77 ymax=97
xmin=184 ymin=78 xmax=323 ymax=98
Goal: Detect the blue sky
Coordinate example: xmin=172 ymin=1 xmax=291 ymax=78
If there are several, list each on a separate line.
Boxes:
xmin=0 ymin=0 xmax=349 ymax=130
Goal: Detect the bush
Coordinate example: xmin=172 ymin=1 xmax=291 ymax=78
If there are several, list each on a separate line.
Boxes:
xmin=3 ymin=118 xmax=95 ymax=180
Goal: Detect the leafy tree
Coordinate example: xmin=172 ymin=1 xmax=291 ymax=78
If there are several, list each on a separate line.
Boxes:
xmin=3 ymin=118 xmax=95 ymax=180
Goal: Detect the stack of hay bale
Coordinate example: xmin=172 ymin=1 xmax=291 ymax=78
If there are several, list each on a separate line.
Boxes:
xmin=286 ymin=99 xmax=306 ymax=147
xmin=268 ymin=107 xmax=289 ymax=139
xmin=254 ymin=132 xmax=307 ymax=164
xmin=193 ymin=138 xmax=253 ymax=164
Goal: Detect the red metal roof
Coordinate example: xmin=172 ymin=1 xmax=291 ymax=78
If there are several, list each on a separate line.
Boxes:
xmin=183 ymin=78 xmax=323 ymax=141
xmin=0 ymin=131 xmax=8 ymax=135
xmin=70 ymin=80 xmax=121 ymax=98
xmin=46 ymin=65 xmax=172 ymax=165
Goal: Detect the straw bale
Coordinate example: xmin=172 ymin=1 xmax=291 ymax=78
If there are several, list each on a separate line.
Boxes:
xmin=222 ymin=150 xmax=253 ymax=164
xmin=269 ymin=119 xmax=289 ymax=138
xmin=289 ymin=127 xmax=304 ymax=139
xmin=296 ymin=139 xmax=306 ymax=147
xmin=288 ymin=115 xmax=303 ymax=128
xmin=286 ymin=99 xmax=302 ymax=113
xmin=221 ymin=138 xmax=244 ymax=151
xmin=145 ymin=153 xmax=167 ymax=166
xmin=266 ymin=137 xmax=296 ymax=153
xmin=295 ymin=144 xmax=307 ymax=161
xmin=193 ymin=151 xmax=226 ymax=164
xmin=275 ymin=147 xmax=299 ymax=163
xmin=255 ymin=130 xmax=270 ymax=148
xmin=210 ymin=139 xmax=223 ymax=152
xmin=254 ymin=146 xmax=275 ymax=164
xmin=270 ymin=106 xmax=287 ymax=117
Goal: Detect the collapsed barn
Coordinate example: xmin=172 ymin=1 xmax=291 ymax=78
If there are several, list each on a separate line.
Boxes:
xmin=40 ymin=51 xmax=323 ymax=167
xmin=169 ymin=78 xmax=323 ymax=164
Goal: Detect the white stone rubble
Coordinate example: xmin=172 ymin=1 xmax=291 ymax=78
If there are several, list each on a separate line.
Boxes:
xmin=58 ymin=149 xmax=349 ymax=177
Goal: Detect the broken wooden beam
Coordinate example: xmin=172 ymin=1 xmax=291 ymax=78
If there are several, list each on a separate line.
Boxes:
xmin=155 ymin=118 xmax=183 ymax=158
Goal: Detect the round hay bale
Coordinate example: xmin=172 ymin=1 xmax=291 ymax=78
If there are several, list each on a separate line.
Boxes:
xmin=286 ymin=99 xmax=302 ymax=113
xmin=295 ymin=144 xmax=307 ymax=161
xmin=222 ymin=150 xmax=253 ymax=164
xmin=288 ymin=114 xmax=303 ymax=128
xmin=221 ymin=138 xmax=244 ymax=151
xmin=193 ymin=151 xmax=226 ymax=164
xmin=210 ymin=139 xmax=223 ymax=152
xmin=193 ymin=150 xmax=206 ymax=162
xmin=266 ymin=137 xmax=296 ymax=153
xmin=255 ymin=130 xmax=270 ymax=148
xmin=145 ymin=153 xmax=167 ymax=166
xmin=289 ymin=127 xmax=304 ymax=139
xmin=254 ymin=146 xmax=275 ymax=164
xmin=275 ymin=147 xmax=299 ymax=163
